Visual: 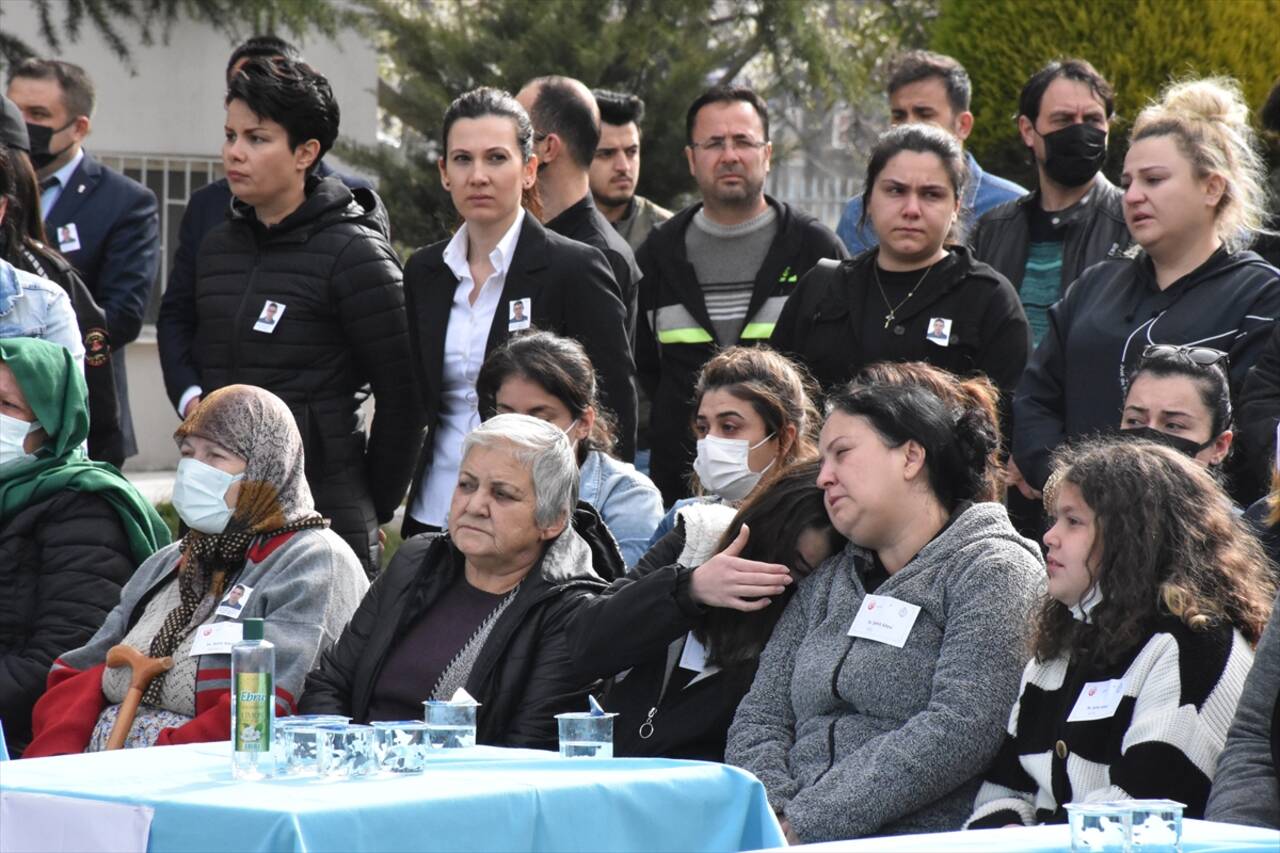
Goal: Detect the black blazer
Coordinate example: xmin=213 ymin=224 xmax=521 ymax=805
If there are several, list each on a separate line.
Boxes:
xmin=403 ymin=214 xmax=637 ymax=522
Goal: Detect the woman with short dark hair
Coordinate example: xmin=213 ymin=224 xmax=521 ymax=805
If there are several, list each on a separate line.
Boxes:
xmin=773 ymin=124 xmax=1029 ymax=415
xmin=476 ymin=331 xmax=661 ymax=567
xmin=156 ymin=57 xmax=425 ymax=574
xmin=727 ymin=369 xmax=1045 ymax=843
xmin=401 ymin=87 xmax=635 ymax=539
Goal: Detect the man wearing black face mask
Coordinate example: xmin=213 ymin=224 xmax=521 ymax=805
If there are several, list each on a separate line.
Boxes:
xmin=972 ymin=59 xmax=1130 ymax=348
xmin=6 ymin=58 xmax=159 ymax=462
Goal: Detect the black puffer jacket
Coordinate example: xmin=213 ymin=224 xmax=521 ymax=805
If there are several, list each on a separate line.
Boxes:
xmin=186 ymin=177 xmax=425 ymax=568
xmin=299 ymin=504 xmax=618 ymax=749
xmin=0 ymin=491 xmax=136 ymax=757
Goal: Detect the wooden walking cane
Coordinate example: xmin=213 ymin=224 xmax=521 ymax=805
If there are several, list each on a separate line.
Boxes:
xmin=104 ymin=644 xmax=174 ymax=750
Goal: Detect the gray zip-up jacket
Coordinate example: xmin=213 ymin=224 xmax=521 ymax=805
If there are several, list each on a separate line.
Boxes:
xmin=726 ymin=502 xmax=1046 ymax=842
xmin=1206 ymin=589 xmax=1280 ymax=828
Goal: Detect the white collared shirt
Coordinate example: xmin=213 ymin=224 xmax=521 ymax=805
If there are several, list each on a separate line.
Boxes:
xmin=410 ymin=207 xmax=526 ymax=526
xmin=40 ymin=148 xmax=85 ymax=218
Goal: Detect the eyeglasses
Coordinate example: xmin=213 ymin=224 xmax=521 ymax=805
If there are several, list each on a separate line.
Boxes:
xmin=688 ymin=136 xmax=769 ymax=154
xmin=1140 ymin=344 xmax=1229 ymax=369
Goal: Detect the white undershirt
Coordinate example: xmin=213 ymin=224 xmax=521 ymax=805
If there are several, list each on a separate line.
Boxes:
xmin=409 ymin=207 xmax=526 ymax=526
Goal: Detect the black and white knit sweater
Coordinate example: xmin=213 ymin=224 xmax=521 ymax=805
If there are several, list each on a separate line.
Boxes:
xmin=967 ymin=617 xmax=1254 ymax=828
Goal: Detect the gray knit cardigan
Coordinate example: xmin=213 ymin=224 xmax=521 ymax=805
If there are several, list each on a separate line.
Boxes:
xmin=726 ymin=501 xmax=1046 ymax=842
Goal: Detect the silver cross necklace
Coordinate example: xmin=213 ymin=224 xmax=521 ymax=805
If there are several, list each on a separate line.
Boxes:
xmin=874 ymin=262 xmax=935 ymax=330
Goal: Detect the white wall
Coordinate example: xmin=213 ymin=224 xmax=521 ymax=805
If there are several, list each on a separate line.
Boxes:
xmin=2 ymin=6 xmax=378 ymax=157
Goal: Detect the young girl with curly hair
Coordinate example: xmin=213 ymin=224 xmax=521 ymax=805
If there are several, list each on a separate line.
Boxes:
xmin=967 ymin=437 xmax=1273 ymax=827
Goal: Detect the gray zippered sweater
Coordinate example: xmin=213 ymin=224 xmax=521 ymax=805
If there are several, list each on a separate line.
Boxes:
xmin=726 ymin=502 xmax=1045 ymax=842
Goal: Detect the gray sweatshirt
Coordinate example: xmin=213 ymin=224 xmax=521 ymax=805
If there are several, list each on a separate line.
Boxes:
xmin=726 ymin=502 xmax=1046 ymax=842
xmin=1206 ymin=589 xmax=1280 ymax=828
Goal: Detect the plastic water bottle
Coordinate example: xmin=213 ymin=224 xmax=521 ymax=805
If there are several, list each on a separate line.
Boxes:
xmin=231 ymin=617 xmax=275 ymax=779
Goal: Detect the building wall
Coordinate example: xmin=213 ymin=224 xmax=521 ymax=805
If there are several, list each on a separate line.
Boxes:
xmin=4 ymin=5 xmax=379 ymax=471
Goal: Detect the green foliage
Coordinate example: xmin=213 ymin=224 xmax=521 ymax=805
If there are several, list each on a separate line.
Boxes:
xmin=0 ymin=0 xmax=351 ymax=72
xmin=153 ymin=500 xmax=181 ymax=540
xmin=930 ymin=0 xmax=1280 ymax=186
xmin=341 ymin=0 xmax=934 ymax=250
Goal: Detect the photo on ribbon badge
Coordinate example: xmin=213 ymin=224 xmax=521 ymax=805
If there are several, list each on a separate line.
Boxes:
xmin=253 ymin=300 xmax=286 ymax=334
xmin=925 ymin=317 xmax=952 ymax=347
xmin=216 ymin=583 xmax=253 ymax=617
xmin=508 ymin=297 xmax=531 ymax=331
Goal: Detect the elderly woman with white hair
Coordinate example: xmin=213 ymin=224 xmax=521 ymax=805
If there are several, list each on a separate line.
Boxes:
xmin=300 ymin=413 xmax=617 ymax=747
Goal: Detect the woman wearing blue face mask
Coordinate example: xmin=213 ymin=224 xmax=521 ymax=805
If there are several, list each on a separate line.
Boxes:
xmin=0 ymin=337 xmax=168 ymax=758
xmin=24 ymin=384 xmax=368 ymax=756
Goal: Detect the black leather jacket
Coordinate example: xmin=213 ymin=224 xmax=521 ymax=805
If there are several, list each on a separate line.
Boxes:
xmin=300 ymin=504 xmax=617 ymax=748
xmin=971 ymin=175 xmax=1130 ymax=297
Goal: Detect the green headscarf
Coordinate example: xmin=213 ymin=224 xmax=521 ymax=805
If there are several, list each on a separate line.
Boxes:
xmin=0 ymin=337 xmax=170 ymax=562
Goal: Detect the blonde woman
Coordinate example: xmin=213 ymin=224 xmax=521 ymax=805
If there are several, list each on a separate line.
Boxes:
xmin=1012 ymin=77 xmax=1280 ymax=503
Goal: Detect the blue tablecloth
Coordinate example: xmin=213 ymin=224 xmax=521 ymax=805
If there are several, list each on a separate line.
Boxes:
xmin=771 ymin=818 xmax=1279 ymax=852
xmin=0 ymin=741 xmax=784 ymax=852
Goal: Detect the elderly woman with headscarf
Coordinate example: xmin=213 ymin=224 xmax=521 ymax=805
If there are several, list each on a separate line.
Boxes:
xmin=23 ymin=384 xmax=368 ymax=756
xmin=0 ymin=337 xmax=168 ymax=758
xmin=301 ymin=414 xmax=618 ymax=749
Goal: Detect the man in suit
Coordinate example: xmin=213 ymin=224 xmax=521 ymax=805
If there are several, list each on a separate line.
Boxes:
xmin=157 ymin=35 xmax=373 ymax=420
xmin=8 ymin=59 xmax=159 ymax=460
xmin=516 ymin=78 xmax=642 ymax=351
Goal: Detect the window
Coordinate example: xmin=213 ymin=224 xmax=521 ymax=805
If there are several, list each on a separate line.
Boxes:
xmin=95 ymin=154 xmax=225 ymax=326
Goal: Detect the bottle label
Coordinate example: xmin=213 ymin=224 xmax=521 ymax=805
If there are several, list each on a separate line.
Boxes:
xmin=235 ymin=672 xmax=272 ymax=751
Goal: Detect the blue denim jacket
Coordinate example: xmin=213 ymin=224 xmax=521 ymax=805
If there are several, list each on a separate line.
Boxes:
xmin=836 ymin=151 xmax=1027 ymax=254
xmin=0 ymin=258 xmax=83 ymax=364
xmin=578 ymin=450 xmax=664 ymax=568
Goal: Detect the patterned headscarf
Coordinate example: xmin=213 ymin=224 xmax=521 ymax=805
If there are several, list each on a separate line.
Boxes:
xmin=144 ymin=385 xmax=326 ymax=700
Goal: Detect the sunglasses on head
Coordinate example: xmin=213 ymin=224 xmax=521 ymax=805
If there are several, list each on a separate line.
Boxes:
xmin=1140 ymin=344 xmax=1229 ymax=369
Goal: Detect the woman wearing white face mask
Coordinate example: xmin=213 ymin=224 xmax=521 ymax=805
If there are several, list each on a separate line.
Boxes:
xmin=565 ymin=347 xmax=823 ymax=762
xmin=24 ymin=384 xmax=368 ymax=757
xmin=646 ymin=346 xmax=817 ymax=546
xmin=0 ymin=337 xmax=168 ymax=758
xmin=475 ymin=331 xmax=662 ymax=570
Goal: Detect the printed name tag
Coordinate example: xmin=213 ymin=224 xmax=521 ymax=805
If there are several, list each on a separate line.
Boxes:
xmin=1066 ymin=678 xmax=1127 ymax=722
xmin=679 ymin=631 xmax=708 ymax=672
xmin=847 ymin=594 xmax=921 ymax=648
xmin=189 ymin=621 xmax=244 ymax=657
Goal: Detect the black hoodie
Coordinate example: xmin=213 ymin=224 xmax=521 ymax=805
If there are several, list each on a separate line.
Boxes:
xmin=183 ymin=176 xmax=426 ymax=553
xmin=1014 ymin=248 xmax=1280 ymax=489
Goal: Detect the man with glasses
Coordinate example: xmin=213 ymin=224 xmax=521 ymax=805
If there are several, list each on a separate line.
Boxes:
xmin=634 ymin=84 xmax=845 ymax=505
